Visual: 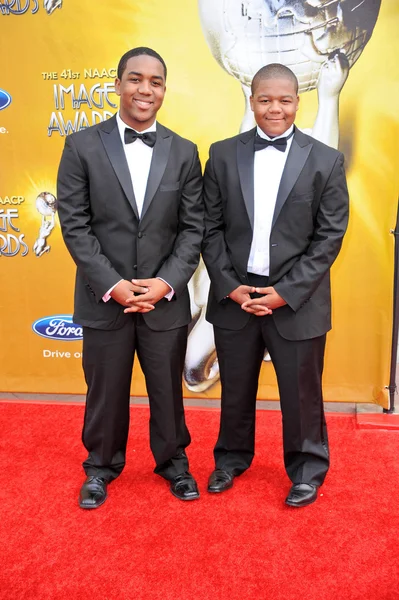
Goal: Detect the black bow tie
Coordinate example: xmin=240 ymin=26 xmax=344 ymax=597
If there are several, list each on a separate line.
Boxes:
xmin=254 ymin=130 xmax=294 ymax=152
xmin=124 ymin=128 xmax=156 ymax=147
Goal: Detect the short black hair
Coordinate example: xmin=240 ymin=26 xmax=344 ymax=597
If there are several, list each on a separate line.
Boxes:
xmin=251 ymin=63 xmax=298 ymax=95
xmin=117 ymin=47 xmax=167 ymax=81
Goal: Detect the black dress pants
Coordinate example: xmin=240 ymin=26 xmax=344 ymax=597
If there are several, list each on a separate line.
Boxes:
xmin=213 ymin=312 xmax=329 ymax=486
xmin=81 ymin=314 xmax=190 ymax=482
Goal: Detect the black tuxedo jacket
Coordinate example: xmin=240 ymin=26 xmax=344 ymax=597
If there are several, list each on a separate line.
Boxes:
xmin=57 ymin=115 xmax=203 ymax=331
xmin=202 ymin=127 xmax=349 ymax=340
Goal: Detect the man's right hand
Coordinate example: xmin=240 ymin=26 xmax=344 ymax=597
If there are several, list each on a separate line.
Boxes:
xmin=110 ymin=280 xmax=155 ymax=313
xmin=228 ymin=285 xmax=255 ymax=306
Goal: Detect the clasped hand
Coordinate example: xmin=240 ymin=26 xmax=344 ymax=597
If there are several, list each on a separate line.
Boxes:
xmin=110 ymin=278 xmax=170 ymax=313
xmin=229 ymin=285 xmax=286 ymax=316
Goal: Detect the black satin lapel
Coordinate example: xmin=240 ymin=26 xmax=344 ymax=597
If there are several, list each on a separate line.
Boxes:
xmin=272 ymin=138 xmax=312 ymax=228
xmin=140 ymin=133 xmax=172 ymax=220
xmin=237 ymin=137 xmax=255 ymax=230
xmin=99 ymin=126 xmax=139 ymax=219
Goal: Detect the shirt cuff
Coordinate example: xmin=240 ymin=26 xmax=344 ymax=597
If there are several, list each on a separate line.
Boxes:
xmin=102 ymin=279 xmax=123 ymax=302
xmin=157 ymin=277 xmax=174 ymax=301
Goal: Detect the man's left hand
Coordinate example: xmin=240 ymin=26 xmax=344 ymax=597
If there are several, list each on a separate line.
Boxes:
xmin=124 ymin=279 xmax=170 ymax=313
xmin=241 ymin=286 xmax=286 ymax=316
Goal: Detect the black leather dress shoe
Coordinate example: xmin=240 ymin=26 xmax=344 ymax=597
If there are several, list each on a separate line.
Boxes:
xmin=170 ymin=472 xmax=200 ymax=501
xmin=79 ymin=476 xmax=108 ymax=509
xmin=285 ymin=483 xmax=318 ymax=508
xmin=207 ymin=469 xmax=234 ymax=493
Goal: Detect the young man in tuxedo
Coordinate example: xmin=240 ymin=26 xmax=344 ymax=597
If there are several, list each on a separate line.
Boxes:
xmin=57 ymin=47 xmax=203 ymax=508
xmin=202 ymin=63 xmax=349 ymax=507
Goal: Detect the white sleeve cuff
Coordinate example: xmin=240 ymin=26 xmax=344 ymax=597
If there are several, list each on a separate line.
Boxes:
xmin=102 ymin=280 xmax=123 ymax=302
xmin=157 ymin=277 xmax=175 ymax=301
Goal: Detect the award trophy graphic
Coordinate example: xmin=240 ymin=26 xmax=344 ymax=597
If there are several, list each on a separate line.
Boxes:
xmin=33 ymin=192 xmax=58 ymax=257
xmin=199 ymin=0 xmax=381 ymax=140
xmin=49 ymin=1 xmax=380 ymax=134
xmin=183 ymin=0 xmax=381 ymax=392
xmin=44 ymin=0 xmax=62 ymax=14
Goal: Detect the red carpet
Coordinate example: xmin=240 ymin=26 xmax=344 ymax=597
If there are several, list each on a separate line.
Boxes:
xmin=0 ymin=402 xmax=398 ymax=600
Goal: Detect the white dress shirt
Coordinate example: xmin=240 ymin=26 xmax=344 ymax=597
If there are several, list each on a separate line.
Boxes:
xmin=102 ymin=113 xmax=173 ymax=302
xmin=247 ymin=124 xmax=294 ymax=276
xmin=116 ymin=112 xmax=155 ymax=218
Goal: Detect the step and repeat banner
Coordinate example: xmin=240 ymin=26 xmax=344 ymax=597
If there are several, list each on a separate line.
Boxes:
xmin=1 ymin=0 xmax=398 ymax=404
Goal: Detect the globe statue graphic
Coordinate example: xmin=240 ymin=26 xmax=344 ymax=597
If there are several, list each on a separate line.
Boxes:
xmin=199 ymin=0 xmax=381 ymax=94
xmin=35 ymin=192 xmax=58 ymax=217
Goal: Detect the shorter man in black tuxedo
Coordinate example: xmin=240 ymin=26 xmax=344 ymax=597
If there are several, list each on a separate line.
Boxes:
xmin=57 ymin=48 xmax=203 ymax=508
xmin=202 ymin=64 xmax=349 ymax=507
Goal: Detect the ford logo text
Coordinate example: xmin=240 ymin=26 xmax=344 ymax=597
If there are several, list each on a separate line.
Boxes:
xmin=32 ymin=315 xmax=83 ymax=341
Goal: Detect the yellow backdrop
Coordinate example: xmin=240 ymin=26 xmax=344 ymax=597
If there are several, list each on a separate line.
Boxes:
xmin=1 ymin=0 xmax=398 ymax=405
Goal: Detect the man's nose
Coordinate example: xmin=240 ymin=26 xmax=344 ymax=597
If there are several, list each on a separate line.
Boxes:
xmin=138 ymin=80 xmax=152 ymax=95
xmin=269 ymin=101 xmax=282 ymax=112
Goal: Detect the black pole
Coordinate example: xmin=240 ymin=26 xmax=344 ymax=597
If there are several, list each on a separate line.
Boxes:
xmin=385 ymin=197 xmax=399 ymax=414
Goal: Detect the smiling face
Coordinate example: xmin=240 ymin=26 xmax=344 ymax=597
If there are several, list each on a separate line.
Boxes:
xmin=115 ymin=54 xmax=166 ymax=131
xmin=250 ymin=77 xmax=299 ymax=137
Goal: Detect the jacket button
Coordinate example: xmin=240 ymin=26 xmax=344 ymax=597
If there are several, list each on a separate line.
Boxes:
xmin=138 ymin=232 xmax=143 ymax=238
xmin=133 ymin=264 xmax=137 ymax=270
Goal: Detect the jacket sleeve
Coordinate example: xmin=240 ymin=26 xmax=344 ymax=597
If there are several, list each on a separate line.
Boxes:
xmin=202 ymin=144 xmax=242 ymax=302
xmin=274 ymin=153 xmax=349 ymax=311
xmin=57 ymin=135 xmax=123 ymax=302
xmin=155 ymin=145 xmax=204 ymax=295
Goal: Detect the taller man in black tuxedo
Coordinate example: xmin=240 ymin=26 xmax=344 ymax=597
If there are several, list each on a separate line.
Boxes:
xmin=57 ymin=48 xmax=203 ymax=508
xmin=202 ymin=64 xmax=349 ymax=507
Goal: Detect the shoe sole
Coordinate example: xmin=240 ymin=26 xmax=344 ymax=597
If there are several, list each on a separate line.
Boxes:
xmin=285 ymin=495 xmax=317 ymax=508
xmin=207 ymin=483 xmax=234 ymax=494
xmin=78 ymin=494 xmax=108 ymax=510
xmin=170 ymin=489 xmax=200 ymax=501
